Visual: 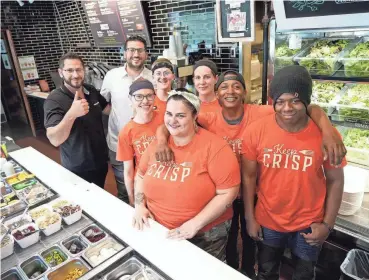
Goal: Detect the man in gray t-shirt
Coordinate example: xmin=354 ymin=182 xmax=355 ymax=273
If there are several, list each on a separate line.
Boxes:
xmin=100 ymin=36 xmax=153 ymax=202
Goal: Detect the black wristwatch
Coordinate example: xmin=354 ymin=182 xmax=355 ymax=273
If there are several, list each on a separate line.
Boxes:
xmin=322 ymin=221 xmax=333 ymax=233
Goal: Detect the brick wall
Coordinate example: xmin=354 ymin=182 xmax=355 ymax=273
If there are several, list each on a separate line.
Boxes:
xmin=1 ymin=0 xmax=240 ymax=130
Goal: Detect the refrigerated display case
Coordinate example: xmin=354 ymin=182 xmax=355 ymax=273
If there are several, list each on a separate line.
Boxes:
xmin=269 ymin=20 xmax=369 ymax=280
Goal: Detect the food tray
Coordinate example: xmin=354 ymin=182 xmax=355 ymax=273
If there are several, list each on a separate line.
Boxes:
xmin=50 ymin=198 xmax=82 ymax=225
xmin=0 ymin=193 xmax=27 ymax=219
xmin=333 ymin=83 xmax=369 ymax=121
xmin=28 ymin=205 xmax=53 ymax=221
xmin=274 ymin=39 xmax=314 ymax=69
xmin=82 ymin=237 xmax=124 ymax=267
xmin=1 ymin=181 xmax=13 ymax=196
xmin=336 ymin=126 xmax=369 ymax=166
xmin=294 ymin=38 xmax=356 ymax=76
xmin=340 ymin=37 xmax=369 ymax=77
xmin=35 ymin=212 xmax=62 ymax=236
xmin=4 ymin=171 xmax=34 ymax=187
xmin=4 ymin=213 xmax=33 ymax=231
xmin=132 ymin=267 xmax=165 ymax=280
xmin=40 ymin=245 xmax=69 ymax=268
xmin=61 ymin=235 xmax=90 ymax=257
xmin=80 ymin=224 xmax=107 ymax=245
xmin=1 ymin=267 xmax=26 ymax=280
xmin=17 ymin=183 xmax=54 ymax=206
xmin=1 ymin=234 xmax=15 ymax=259
xmin=105 ymin=256 xmax=145 ymax=280
xmin=46 ymin=258 xmax=90 ymax=280
xmin=20 ymin=255 xmax=49 ymax=280
xmin=311 ymin=80 xmax=346 ymax=115
xmin=12 ymin=222 xmax=40 ymax=249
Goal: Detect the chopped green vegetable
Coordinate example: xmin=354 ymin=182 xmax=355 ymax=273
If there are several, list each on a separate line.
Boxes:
xmin=341 ymin=128 xmax=369 ymax=150
xmin=338 ymin=84 xmax=369 ymax=119
xmin=344 ymin=41 xmax=369 ymax=77
xmin=312 ymin=81 xmax=344 ymax=103
xmin=299 ymin=39 xmax=349 ymax=75
xmin=275 ymin=43 xmax=304 ymax=68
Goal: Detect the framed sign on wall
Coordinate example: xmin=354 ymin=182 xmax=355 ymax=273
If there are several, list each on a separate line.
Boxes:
xmin=216 ymin=0 xmax=255 ymax=43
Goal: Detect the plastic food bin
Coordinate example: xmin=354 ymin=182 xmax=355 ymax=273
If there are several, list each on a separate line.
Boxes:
xmin=340 ymin=37 xmax=369 ymax=77
xmin=1 ymin=234 xmax=15 ymax=259
xmin=274 ymin=39 xmax=313 ymax=70
xmin=12 ymin=222 xmax=40 ymax=249
xmin=340 ymin=249 xmax=369 ymax=280
xmin=36 ymin=213 xmax=62 ymax=236
xmin=311 ymin=80 xmax=346 ymax=115
xmin=294 ymin=38 xmax=354 ymax=76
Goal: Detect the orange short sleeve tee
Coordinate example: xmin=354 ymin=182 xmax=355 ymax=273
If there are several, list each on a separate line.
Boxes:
xmin=241 ymin=114 xmax=347 ymax=232
xmin=197 ymin=104 xmax=274 ymax=161
xmin=137 ymin=128 xmax=240 ymax=232
xmin=153 ymin=98 xmax=167 ymax=121
xmin=199 ymin=99 xmax=221 ymax=113
xmin=116 ymin=111 xmax=163 ymax=165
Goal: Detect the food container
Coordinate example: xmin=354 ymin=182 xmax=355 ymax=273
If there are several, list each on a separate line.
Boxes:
xmin=61 ymin=235 xmax=89 ymax=257
xmin=36 ymin=212 xmax=62 ymax=236
xmin=80 ymin=224 xmax=107 ymax=245
xmin=294 ymin=38 xmax=354 ymax=76
xmin=29 ymin=205 xmax=53 ymax=221
xmin=20 ymin=255 xmax=49 ymax=280
xmin=83 ymin=237 xmax=124 ymax=267
xmin=311 ymin=80 xmax=346 ymax=115
xmin=274 ymin=38 xmax=313 ymax=70
xmin=41 ymin=245 xmax=69 ymax=268
xmin=4 ymin=213 xmax=33 ymax=231
xmin=46 ymin=258 xmax=90 ymax=280
xmin=340 ymin=37 xmax=369 ymax=77
xmin=336 ymin=126 xmax=369 ymax=166
xmin=1 ymin=267 xmax=26 ymax=280
xmin=17 ymin=183 xmax=53 ymax=206
xmin=1 ymin=234 xmax=14 ymax=259
xmin=0 ymin=193 xmax=27 ymax=219
xmin=132 ymin=267 xmax=165 ymax=280
xmin=1 ymin=181 xmax=13 ymax=196
xmin=333 ymin=84 xmax=369 ymax=121
xmin=51 ymin=198 xmax=82 ymax=225
xmin=5 ymin=171 xmax=34 ymax=187
xmin=12 ymin=222 xmax=40 ymax=249
xmin=12 ymin=178 xmax=38 ymax=191
xmin=1 ymin=222 xmax=8 ymax=240
xmin=105 ymin=257 xmax=144 ymax=280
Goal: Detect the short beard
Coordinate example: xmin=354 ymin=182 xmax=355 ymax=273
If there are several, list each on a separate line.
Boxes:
xmin=62 ymin=77 xmax=83 ymax=89
xmin=127 ymin=60 xmax=144 ymax=71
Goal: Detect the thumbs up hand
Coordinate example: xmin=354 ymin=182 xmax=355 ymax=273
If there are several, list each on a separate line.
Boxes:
xmin=69 ymin=91 xmax=89 ymax=118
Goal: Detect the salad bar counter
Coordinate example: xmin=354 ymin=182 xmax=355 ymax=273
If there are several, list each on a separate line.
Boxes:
xmin=0 ymin=160 xmax=171 ymax=280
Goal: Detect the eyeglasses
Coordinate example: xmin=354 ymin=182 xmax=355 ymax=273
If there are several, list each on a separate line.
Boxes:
xmin=126 ymin=48 xmax=146 ymax=54
xmin=132 ymin=94 xmax=155 ymax=101
xmin=154 ymin=71 xmax=172 ymax=78
xmin=63 ymin=68 xmax=84 ymax=74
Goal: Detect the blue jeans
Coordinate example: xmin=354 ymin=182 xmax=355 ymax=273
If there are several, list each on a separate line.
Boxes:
xmin=257 ymin=226 xmax=321 ymax=280
xmin=108 ymin=149 xmax=128 ymax=203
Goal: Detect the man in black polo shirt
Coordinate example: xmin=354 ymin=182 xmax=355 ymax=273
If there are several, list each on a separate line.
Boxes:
xmin=44 ymin=52 xmax=109 ymax=188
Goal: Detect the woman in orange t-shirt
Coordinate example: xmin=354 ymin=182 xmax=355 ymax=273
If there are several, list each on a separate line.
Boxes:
xmin=116 ymin=79 xmax=163 ymax=206
xmin=152 ymin=58 xmax=175 ymax=120
xmin=193 ymin=59 xmax=221 ymax=113
xmin=132 ymin=90 xmax=240 ymax=261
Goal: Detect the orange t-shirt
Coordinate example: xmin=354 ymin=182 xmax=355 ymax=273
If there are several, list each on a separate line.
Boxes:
xmin=116 ymin=111 xmax=163 ymax=165
xmin=138 ymin=128 xmax=240 ymax=232
xmin=153 ymin=98 xmax=167 ymax=122
xmin=198 ymin=104 xmax=274 ymax=161
xmin=199 ymin=99 xmax=221 ymax=113
xmin=241 ymin=114 xmax=347 ymax=232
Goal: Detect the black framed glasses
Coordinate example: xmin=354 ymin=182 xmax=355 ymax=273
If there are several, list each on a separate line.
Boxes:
xmin=132 ymin=94 xmax=155 ymax=101
xmin=126 ymin=48 xmax=146 ymax=54
xmin=63 ymin=68 xmax=84 ymax=74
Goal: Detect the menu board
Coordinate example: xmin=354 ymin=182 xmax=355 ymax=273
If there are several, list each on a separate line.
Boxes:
xmin=82 ymin=0 xmax=151 ymax=48
xmin=284 ymin=0 xmax=369 ymax=18
xmin=117 ymin=0 xmax=152 ymax=47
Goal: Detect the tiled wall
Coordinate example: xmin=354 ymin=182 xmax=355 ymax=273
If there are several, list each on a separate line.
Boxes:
xmin=1 ymin=0 xmax=240 ymax=129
